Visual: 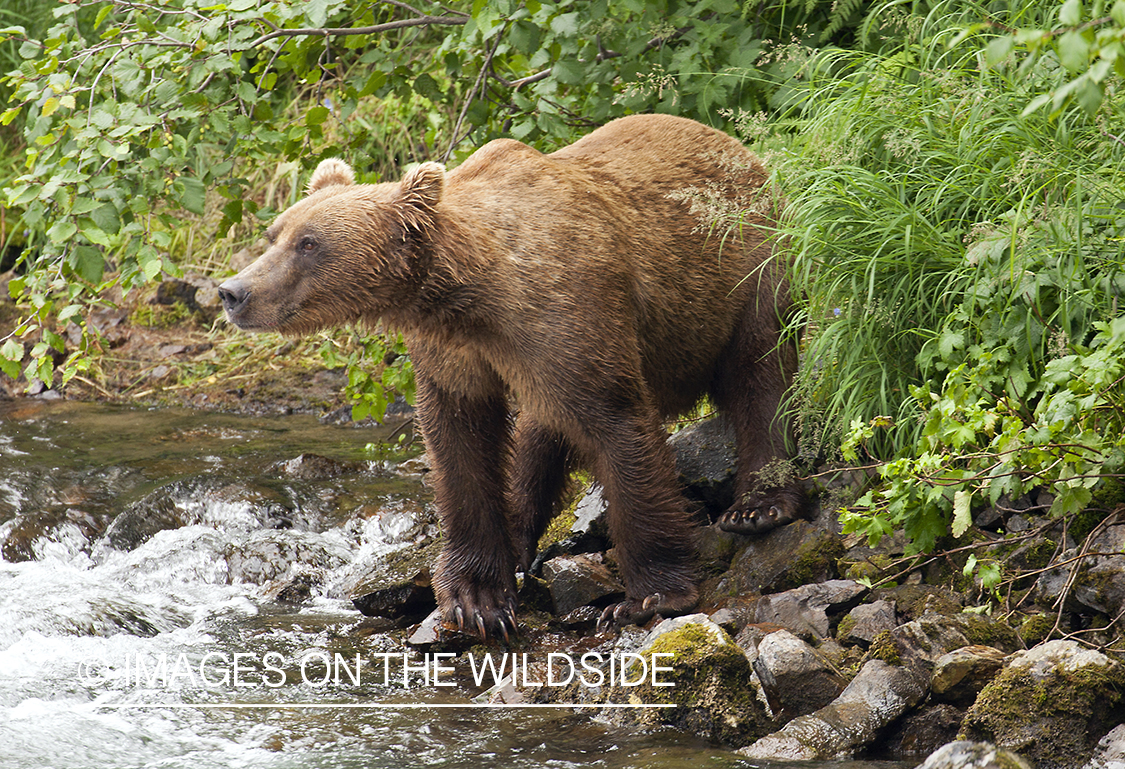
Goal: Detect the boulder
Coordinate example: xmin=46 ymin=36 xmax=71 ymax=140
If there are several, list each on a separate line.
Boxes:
xmin=721 ymin=520 xmax=846 ymax=596
xmin=668 ymin=415 xmax=737 ymax=514
xmin=915 ymin=741 xmax=1033 ymax=769
xmin=753 ymin=579 xmax=866 ymax=640
xmin=837 ymin=599 xmax=897 ymax=648
xmin=961 ymin=639 xmax=1125 ymax=769
xmin=752 ymin=629 xmax=846 ymax=720
xmin=930 ymin=645 xmax=1007 ymax=704
xmin=540 ymin=553 xmax=624 ymax=615
xmin=738 ymin=657 xmax=930 ymax=760
xmin=537 ymin=614 xmax=774 ymax=746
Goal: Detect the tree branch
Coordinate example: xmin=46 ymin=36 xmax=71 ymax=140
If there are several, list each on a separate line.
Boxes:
xmin=247 ymin=15 xmax=466 ymax=49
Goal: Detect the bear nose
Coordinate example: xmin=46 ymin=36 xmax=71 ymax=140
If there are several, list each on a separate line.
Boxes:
xmin=217 ymin=279 xmax=250 ymax=315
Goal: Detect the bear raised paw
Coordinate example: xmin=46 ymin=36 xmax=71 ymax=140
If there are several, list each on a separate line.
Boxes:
xmin=219 ymin=114 xmax=804 ymax=639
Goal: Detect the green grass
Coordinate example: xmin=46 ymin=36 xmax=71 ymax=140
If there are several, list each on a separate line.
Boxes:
xmin=768 ymin=0 xmax=1125 ymax=461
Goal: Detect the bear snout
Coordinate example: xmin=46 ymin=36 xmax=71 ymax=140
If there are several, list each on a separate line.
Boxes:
xmin=217 ymin=278 xmax=251 ymax=321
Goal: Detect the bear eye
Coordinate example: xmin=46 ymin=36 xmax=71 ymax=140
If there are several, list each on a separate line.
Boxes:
xmin=298 ymin=236 xmax=317 ymax=253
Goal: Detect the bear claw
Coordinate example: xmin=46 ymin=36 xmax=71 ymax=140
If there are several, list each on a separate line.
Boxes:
xmin=596 ymin=590 xmax=696 ymax=632
xmin=718 ymin=492 xmax=806 ymax=535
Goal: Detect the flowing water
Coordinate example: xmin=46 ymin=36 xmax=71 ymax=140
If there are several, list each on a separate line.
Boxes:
xmin=0 ymin=399 xmax=901 ymax=769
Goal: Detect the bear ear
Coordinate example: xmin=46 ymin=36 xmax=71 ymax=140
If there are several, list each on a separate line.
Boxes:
xmin=306 ymin=158 xmax=355 ymax=195
xmin=394 ymin=162 xmax=445 ymax=231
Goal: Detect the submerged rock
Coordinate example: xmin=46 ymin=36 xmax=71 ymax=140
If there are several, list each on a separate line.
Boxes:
xmin=961 ymin=639 xmax=1125 ymax=769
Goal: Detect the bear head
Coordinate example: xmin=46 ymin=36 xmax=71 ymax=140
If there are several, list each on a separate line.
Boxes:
xmin=218 ymin=158 xmax=445 ymax=335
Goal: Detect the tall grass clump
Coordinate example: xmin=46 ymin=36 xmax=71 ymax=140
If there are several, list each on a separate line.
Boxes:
xmin=771 ymin=0 xmax=1125 ymax=553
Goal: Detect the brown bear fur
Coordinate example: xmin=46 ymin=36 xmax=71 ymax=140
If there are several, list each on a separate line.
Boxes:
xmin=219 ymin=113 xmax=801 ymax=638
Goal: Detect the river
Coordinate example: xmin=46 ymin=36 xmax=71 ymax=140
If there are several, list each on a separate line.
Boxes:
xmin=0 ymin=399 xmax=903 ymax=769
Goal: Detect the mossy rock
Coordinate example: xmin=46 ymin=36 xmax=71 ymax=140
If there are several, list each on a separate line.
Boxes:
xmin=537 ymin=615 xmax=773 ymax=746
xmin=961 ymin=640 xmax=1125 ymax=769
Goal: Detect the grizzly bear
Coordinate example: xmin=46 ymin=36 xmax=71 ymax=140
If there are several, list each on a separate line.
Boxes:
xmin=218 ymin=113 xmax=802 ymax=639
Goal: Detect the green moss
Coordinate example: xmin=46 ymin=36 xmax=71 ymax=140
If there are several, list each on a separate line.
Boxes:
xmin=776 ymin=532 xmax=845 ymax=591
xmin=836 ymin=612 xmax=858 ymax=641
xmin=963 ymin=657 xmax=1125 ymax=768
xmin=614 ymin=622 xmax=772 ymax=745
xmin=1019 ymin=613 xmax=1058 ymax=646
xmin=960 ymin=613 xmax=1020 ymax=651
xmin=867 ymin=629 xmax=902 ymax=665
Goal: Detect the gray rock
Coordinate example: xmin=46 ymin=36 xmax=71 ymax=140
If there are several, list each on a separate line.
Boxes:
xmin=738 ymin=657 xmax=930 ymax=760
xmin=541 ymin=553 xmax=624 ymax=615
xmin=930 ymin=645 xmax=1007 ymax=704
xmin=882 ymin=704 xmax=966 ymax=760
xmin=537 ymin=614 xmax=774 ymax=746
xmin=1084 ymin=724 xmax=1125 ymax=769
xmin=571 ymin=485 xmax=609 ymax=538
xmin=668 ymin=415 xmax=736 ymax=513
xmin=838 ymin=599 xmax=897 ymax=647
xmin=915 ymin=741 xmax=1033 ymax=769
xmin=721 ymin=520 xmax=846 ymax=596
xmin=754 ymin=579 xmax=867 ymax=640
xmin=752 ymin=629 xmax=845 ymax=720
xmin=962 ymin=640 xmax=1125 ymax=769
xmin=351 ymin=569 xmax=435 ymax=621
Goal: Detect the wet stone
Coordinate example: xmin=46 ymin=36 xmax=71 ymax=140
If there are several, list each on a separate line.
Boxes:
xmin=837 ymin=599 xmax=897 ymax=648
xmin=268 ymin=452 xmax=366 ymax=480
xmin=739 ymin=657 xmax=930 ymax=761
xmin=916 ymin=741 xmax=1033 ymax=769
xmin=351 ymin=569 xmax=436 ymax=622
xmin=881 ymin=703 xmax=966 ymax=760
xmin=0 ymin=508 xmax=102 ymax=562
xmin=541 ymin=553 xmax=624 ymax=616
xmin=752 ymin=629 xmax=846 ymax=721
xmin=753 ymin=579 xmax=866 ymax=640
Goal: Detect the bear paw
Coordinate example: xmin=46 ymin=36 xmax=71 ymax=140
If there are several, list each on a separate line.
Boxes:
xmin=439 ymin=589 xmax=519 ymax=643
xmin=596 ymin=588 xmax=698 ymax=631
xmin=717 ymin=488 xmax=806 ymax=535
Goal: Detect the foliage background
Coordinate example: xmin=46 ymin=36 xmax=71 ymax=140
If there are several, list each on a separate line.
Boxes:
xmin=1 ymin=0 xmax=1124 ymax=574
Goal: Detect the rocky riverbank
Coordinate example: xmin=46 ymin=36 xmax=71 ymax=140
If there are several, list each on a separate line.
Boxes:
xmin=350 ymin=415 xmax=1125 ymax=769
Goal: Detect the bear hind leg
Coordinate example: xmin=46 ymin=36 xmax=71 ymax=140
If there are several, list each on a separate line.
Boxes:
xmin=711 ymin=313 xmax=808 ymax=535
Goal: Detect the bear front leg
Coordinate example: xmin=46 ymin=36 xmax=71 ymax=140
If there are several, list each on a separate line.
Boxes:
xmin=416 ymin=373 xmax=519 ymax=641
xmin=577 ymin=404 xmax=699 ymax=628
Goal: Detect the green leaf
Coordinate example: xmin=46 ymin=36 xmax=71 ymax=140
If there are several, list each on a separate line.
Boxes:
xmin=1060 ymin=0 xmax=1084 ymax=26
xmin=986 ymin=36 xmax=1014 ymax=66
xmin=68 ymin=246 xmax=105 ymax=284
xmin=952 ymin=489 xmax=973 ymax=537
xmin=306 ymin=105 xmax=329 ymax=126
xmin=47 ymin=219 xmax=77 ymax=244
xmin=1058 ymin=30 xmax=1090 ymax=72
xmin=173 ymin=177 xmax=206 ymax=216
